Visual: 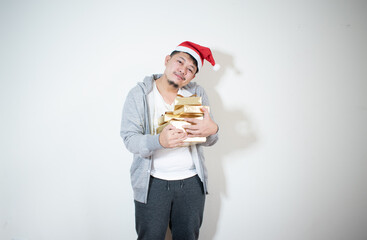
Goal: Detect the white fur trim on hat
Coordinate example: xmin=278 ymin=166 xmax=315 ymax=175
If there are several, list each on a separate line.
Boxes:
xmin=175 ymin=46 xmax=203 ymax=71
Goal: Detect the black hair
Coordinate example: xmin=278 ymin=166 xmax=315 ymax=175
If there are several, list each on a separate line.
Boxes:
xmin=170 ymin=50 xmax=199 ymax=73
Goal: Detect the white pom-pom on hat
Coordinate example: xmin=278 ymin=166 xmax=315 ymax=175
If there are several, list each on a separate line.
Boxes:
xmin=213 ymin=64 xmax=221 ymax=71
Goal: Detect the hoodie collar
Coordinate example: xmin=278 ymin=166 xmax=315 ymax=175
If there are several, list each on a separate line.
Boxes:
xmin=138 ymin=74 xmax=198 ymax=95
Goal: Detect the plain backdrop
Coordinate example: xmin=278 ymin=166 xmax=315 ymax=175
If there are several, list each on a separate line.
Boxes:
xmin=1 ymin=0 xmax=366 ymax=240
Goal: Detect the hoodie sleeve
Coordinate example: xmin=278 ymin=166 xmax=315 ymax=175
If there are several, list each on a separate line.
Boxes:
xmin=120 ymin=86 xmax=163 ymax=158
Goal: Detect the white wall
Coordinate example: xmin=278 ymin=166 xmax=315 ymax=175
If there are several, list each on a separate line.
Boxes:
xmin=1 ymin=0 xmax=366 ymax=239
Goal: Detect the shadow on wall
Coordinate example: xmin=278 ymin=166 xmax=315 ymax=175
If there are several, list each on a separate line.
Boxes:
xmin=199 ymin=50 xmax=257 ymax=239
xmin=164 ymin=50 xmax=256 ymax=240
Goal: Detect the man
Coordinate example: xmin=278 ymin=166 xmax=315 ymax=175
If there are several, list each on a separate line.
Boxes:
xmin=120 ymin=41 xmax=219 ymax=240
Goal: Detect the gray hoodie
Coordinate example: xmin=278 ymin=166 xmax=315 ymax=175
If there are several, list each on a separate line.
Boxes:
xmin=120 ymin=74 xmax=219 ymax=203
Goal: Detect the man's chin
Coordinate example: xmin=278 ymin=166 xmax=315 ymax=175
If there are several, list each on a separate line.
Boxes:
xmin=167 ymin=80 xmax=179 ymax=89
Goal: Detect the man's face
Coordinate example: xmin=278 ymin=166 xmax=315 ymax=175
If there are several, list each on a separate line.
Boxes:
xmin=163 ymin=52 xmax=197 ymax=89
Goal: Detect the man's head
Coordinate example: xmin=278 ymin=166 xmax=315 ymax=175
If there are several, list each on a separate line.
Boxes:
xmin=163 ymin=51 xmax=198 ymax=89
xmin=170 ymin=50 xmax=199 ymax=74
xmin=162 ymin=41 xmax=220 ymax=89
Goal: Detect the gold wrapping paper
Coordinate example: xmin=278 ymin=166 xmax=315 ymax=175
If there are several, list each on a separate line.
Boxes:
xmin=174 ymin=96 xmax=202 ymax=109
xmin=158 ymin=112 xmax=203 ymax=125
xmin=157 ymin=112 xmax=175 ymax=125
xmin=173 ymin=105 xmax=210 ymax=115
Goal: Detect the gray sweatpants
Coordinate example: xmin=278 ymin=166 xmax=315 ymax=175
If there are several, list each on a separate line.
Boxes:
xmin=134 ymin=175 xmax=206 ymax=240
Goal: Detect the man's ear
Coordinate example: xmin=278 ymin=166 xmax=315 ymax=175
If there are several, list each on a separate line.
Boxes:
xmin=164 ymin=55 xmax=171 ymax=66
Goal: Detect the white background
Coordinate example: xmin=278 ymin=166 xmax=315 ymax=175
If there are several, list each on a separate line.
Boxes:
xmin=1 ymin=0 xmax=366 ymax=240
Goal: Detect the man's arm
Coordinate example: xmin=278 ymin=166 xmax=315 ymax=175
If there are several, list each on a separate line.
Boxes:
xmin=183 ymin=85 xmax=219 ymax=146
xmin=120 ymin=87 xmax=163 ymax=158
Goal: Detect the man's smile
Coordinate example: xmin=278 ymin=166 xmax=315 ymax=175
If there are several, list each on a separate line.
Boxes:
xmin=174 ymin=72 xmax=185 ymax=81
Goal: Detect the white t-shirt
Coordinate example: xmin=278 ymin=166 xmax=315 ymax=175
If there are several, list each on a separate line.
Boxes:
xmin=147 ymin=81 xmax=197 ymax=180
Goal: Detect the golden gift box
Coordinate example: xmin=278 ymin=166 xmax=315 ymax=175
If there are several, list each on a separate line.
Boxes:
xmin=158 ymin=111 xmax=203 ymax=126
xmin=174 ymin=95 xmax=202 ymax=109
xmin=156 ymin=95 xmax=209 ymax=145
xmin=173 ymin=105 xmax=210 ymax=115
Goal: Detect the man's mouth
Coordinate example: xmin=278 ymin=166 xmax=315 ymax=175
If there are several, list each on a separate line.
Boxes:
xmin=174 ymin=73 xmax=185 ymax=81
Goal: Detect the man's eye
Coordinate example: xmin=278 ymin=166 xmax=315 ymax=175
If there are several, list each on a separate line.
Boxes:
xmin=178 ymin=60 xmax=182 ymax=64
xmin=188 ymin=69 xmax=193 ymax=73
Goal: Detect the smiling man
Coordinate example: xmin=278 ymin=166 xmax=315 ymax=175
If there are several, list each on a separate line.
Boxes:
xmin=120 ymin=41 xmax=219 ymax=240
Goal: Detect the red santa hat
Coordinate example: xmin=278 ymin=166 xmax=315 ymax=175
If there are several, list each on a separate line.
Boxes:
xmin=174 ymin=41 xmax=220 ymax=72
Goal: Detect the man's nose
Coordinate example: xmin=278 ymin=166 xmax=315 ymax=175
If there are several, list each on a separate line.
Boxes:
xmin=179 ymin=66 xmax=187 ymax=75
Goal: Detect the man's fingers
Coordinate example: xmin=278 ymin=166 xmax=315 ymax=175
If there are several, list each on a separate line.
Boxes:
xmin=201 ymin=107 xmax=210 ymax=119
xmin=168 ymin=138 xmax=187 ymax=148
xmin=169 ymin=129 xmax=187 ymax=138
xmin=183 ymin=124 xmax=199 ymax=131
xmin=164 ymin=124 xmax=177 ymax=131
xmin=186 ymin=130 xmax=201 ymax=137
xmin=164 ymin=126 xmax=185 ymax=135
xmin=184 ymin=118 xmax=199 ymax=124
xmin=172 ymin=128 xmax=185 ymax=134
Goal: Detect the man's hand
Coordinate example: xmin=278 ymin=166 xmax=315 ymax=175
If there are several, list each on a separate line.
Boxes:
xmin=159 ymin=124 xmax=187 ymax=148
xmin=183 ymin=107 xmax=218 ymax=137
